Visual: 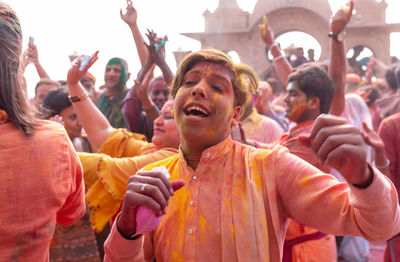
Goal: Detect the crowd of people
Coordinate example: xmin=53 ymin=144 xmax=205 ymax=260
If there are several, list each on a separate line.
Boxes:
xmin=1 ymin=0 xmax=400 ymax=261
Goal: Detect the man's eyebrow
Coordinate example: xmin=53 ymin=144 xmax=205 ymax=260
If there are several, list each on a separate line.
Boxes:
xmin=209 ymin=73 xmax=231 ymax=86
xmin=186 ymin=70 xmax=230 ymax=85
xmin=184 ymin=70 xmax=201 ymax=76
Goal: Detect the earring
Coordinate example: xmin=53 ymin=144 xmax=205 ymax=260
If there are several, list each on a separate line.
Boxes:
xmin=171 ymin=109 xmax=174 ymax=117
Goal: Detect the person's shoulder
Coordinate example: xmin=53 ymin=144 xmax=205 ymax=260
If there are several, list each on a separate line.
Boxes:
xmin=379 ymin=112 xmax=400 ymax=133
xmin=383 ymin=112 xmax=400 ymax=124
xmin=244 ymin=141 xmax=286 ymax=159
xmin=35 ymin=120 xmax=67 ymax=134
xmin=259 ymin=114 xmax=284 ymax=129
xmin=33 ymin=120 xmax=70 ymax=142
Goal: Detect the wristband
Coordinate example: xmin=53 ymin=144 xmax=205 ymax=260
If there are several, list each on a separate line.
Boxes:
xmin=269 ymin=42 xmax=279 ymax=50
xmin=352 ymin=164 xmax=374 ymax=189
xmin=272 ymin=54 xmax=285 ymax=63
xmin=372 ymin=158 xmax=390 ymax=169
xmin=69 ymin=91 xmax=89 ymax=103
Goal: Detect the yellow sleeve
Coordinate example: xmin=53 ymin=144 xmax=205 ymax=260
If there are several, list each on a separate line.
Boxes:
xmin=98 ymin=128 xmax=150 ymax=157
xmin=81 ymin=148 xmax=179 ymax=232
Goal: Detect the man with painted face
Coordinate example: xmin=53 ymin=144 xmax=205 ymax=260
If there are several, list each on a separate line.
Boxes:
xmin=103 ymin=48 xmax=399 ymax=262
xmin=258 ymin=2 xmax=354 ymax=260
xmin=97 ymin=57 xmax=131 ymax=128
xmin=278 ymin=65 xmax=338 ymax=261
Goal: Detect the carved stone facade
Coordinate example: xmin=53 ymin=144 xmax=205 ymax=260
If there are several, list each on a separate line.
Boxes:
xmin=175 ymin=0 xmax=400 ymax=79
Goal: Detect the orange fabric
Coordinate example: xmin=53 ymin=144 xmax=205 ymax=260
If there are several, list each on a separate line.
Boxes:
xmin=280 ymin=120 xmax=336 ymax=262
xmin=279 ymin=120 xmax=330 ymax=173
xmin=241 ymin=108 xmax=283 ymax=144
xmin=378 ymin=112 xmax=400 ymax=200
xmin=79 ymin=129 xmax=178 ymax=232
xmin=346 ymin=73 xmax=361 ymax=83
xmin=0 ymin=120 xmax=85 ymax=261
xmin=104 ymin=137 xmax=400 ymax=262
xmin=285 ymin=220 xmax=337 ymax=262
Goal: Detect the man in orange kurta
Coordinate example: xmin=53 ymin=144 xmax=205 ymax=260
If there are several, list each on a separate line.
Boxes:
xmin=278 ymin=65 xmax=337 ymax=262
xmin=103 ymin=50 xmax=400 ymax=262
xmin=104 ymin=136 xmax=399 ymax=262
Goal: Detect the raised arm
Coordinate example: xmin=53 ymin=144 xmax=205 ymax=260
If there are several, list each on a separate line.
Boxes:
xmin=146 ymin=30 xmax=174 ymax=85
xmin=27 ymin=42 xmax=50 ymax=79
xmin=66 ymin=52 xmax=114 ymax=149
xmin=122 ymin=63 xmax=157 ymax=140
xmin=120 ymin=0 xmax=148 ymax=67
xmin=328 ymin=0 xmax=354 ymax=116
xmin=259 ymin=16 xmax=293 ymax=87
xmin=361 ymin=121 xmax=390 ymax=178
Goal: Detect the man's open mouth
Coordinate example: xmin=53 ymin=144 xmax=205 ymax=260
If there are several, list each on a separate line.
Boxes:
xmin=184 ymin=105 xmax=210 ymax=118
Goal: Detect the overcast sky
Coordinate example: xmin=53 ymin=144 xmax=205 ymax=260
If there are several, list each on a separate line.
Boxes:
xmin=4 ymin=0 xmax=400 ymax=98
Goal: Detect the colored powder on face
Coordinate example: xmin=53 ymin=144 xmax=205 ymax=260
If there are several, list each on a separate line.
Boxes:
xmin=288 ymin=97 xmax=308 ymax=122
xmin=107 ymin=58 xmax=127 ymax=91
xmin=205 ymin=64 xmax=213 ymax=77
xmin=204 ymin=128 xmax=217 ymax=138
xmin=210 ymin=92 xmax=222 ymax=108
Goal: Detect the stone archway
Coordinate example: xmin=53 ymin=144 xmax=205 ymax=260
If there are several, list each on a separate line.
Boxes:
xmin=182 ymin=0 xmax=332 ymax=77
xmin=243 ymin=6 xmax=330 ymax=76
xmin=180 ymin=0 xmax=400 ymax=77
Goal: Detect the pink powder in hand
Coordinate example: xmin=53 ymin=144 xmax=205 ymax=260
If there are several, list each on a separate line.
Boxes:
xmin=135 ymin=166 xmax=170 ymax=235
xmin=135 ymin=205 xmax=163 ymax=234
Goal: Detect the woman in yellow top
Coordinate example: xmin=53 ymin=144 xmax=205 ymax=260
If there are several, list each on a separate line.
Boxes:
xmin=66 ymin=54 xmax=180 ymax=233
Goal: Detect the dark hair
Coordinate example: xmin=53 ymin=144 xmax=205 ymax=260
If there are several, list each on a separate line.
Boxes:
xmin=0 ymin=2 xmax=37 ymax=136
xmin=288 ymin=64 xmax=334 ymax=114
xmin=170 ymin=48 xmax=258 ymax=107
xmin=358 ymin=85 xmax=381 ymax=107
xmin=34 ymin=78 xmax=61 ymax=95
xmin=41 ymin=87 xmax=71 ymax=118
xmin=384 ymin=64 xmax=398 ymax=91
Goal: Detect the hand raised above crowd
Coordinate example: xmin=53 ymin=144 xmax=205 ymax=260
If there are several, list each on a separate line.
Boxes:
xmin=258 ymin=16 xmax=275 ymax=47
xmin=135 ymin=64 xmax=156 ymax=108
xmin=120 ymin=0 xmax=138 ymax=27
xmin=21 ymin=42 xmax=39 ymax=70
xmin=67 ymin=51 xmax=99 ymax=86
xmin=361 ymin=121 xmax=384 ymax=152
xmin=26 ymin=42 xmax=39 ymax=64
xmin=330 ymin=0 xmax=354 ymax=34
xmin=145 ymin=30 xmax=167 ymax=67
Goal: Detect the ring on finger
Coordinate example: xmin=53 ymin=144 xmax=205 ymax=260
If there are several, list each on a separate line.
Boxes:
xmin=140 ymin=183 xmax=147 ymax=192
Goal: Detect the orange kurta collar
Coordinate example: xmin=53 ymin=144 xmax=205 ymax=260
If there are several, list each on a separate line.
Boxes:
xmin=178 ymin=136 xmax=235 ymax=170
